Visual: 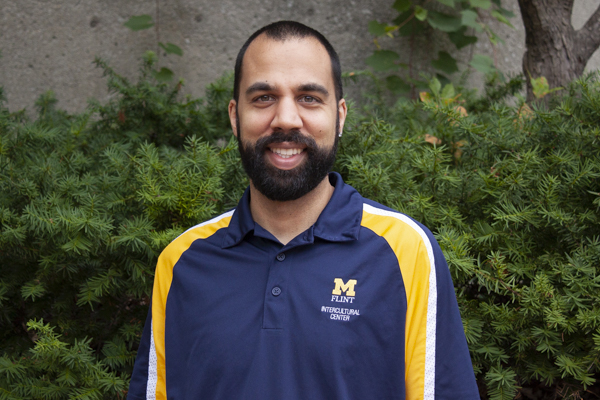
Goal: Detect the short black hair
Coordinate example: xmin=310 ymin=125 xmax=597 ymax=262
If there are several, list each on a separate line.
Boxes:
xmin=233 ymin=20 xmax=343 ymax=102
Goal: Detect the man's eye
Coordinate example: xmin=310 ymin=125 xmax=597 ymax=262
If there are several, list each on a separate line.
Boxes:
xmin=300 ymin=96 xmax=317 ymax=103
xmin=258 ymin=95 xmax=272 ymax=101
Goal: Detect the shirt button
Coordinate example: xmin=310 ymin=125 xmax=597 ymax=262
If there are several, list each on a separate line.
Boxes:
xmin=271 ymin=286 xmax=282 ymax=296
xmin=276 ymin=253 xmax=285 ymax=261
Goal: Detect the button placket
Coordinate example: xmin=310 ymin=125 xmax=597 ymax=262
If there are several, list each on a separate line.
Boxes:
xmin=262 ymin=251 xmax=289 ymax=329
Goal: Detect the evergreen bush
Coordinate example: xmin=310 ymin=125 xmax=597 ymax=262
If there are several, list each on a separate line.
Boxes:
xmin=338 ymin=73 xmax=600 ymax=399
xmin=0 ymin=57 xmax=599 ymax=399
xmin=0 ymin=59 xmax=242 ymax=399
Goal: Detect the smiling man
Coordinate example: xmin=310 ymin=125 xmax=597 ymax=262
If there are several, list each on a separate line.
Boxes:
xmin=128 ymin=21 xmax=480 ymax=400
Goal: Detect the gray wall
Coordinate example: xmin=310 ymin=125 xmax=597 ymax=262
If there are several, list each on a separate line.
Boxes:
xmin=1 ymin=0 xmax=598 ymax=114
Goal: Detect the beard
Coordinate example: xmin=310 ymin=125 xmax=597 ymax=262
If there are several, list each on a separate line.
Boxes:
xmin=236 ymin=115 xmax=339 ymax=202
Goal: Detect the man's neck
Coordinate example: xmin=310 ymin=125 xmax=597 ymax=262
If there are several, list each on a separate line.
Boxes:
xmin=249 ymin=176 xmax=334 ymax=245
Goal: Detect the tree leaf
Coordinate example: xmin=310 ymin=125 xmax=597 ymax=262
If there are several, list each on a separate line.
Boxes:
xmin=124 ymin=15 xmax=154 ymax=31
xmin=469 ymin=54 xmax=495 ymax=73
xmin=469 ymin=0 xmax=491 ymax=9
xmin=415 ymin=6 xmax=428 ymax=21
xmin=436 ymin=73 xmax=451 ymax=88
xmin=153 ymin=67 xmax=174 ymax=82
xmin=448 ymin=28 xmax=478 ymax=49
xmin=531 ymin=76 xmax=549 ymax=99
xmin=488 ymin=30 xmax=504 ymax=45
xmin=432 ymin=51 xmax=459 ymax=74
xmin=419 ymin=91 xmax=434 ymax=103
xmin=396 ymin=10 xmax=427 ymax=36
xmin=143 ymin=50 xmax=158 ymax=64
xmin=498 ymin=7 xmax=515 ymax=18
xmin=429 ymin=77 xmax=442 ymax=96
xmin=159 ymin=42 xmax=183 ymax=56
xmin=492 ymin=10 xmax=514 ymax=27
xmin=427 ymin=11 xmax=462 ymax=32
xmin=392 ymin=0 xmax=412 ymax=12
xmin=366 ymin=50 xmax=400 ymax=71
xmin=384 ymin=25 xmax=398 ymax=37
xmin=386 ymin=75 xmax=411 ymax=94
xmin=461 ymin=10 xmax=482 ymax=32
xmin=368 ymin=20 xmax=388 ymax=36
xmin=436 ymin=0 xmax=456 ymax=7
xmin=530 ymin=76 xmax=562 ymax=98
xmin=21 ymin=280 xmax=47 ymax=301
xmin=441 ymin=82 xmax=455 ymax=99
xmin=393 ymin=9 xmax=411 ymax=25
xmin=62 ymin=235 xmax=93 ymax=255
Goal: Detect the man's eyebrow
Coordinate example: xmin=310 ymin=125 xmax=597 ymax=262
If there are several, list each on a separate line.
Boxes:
xmin=298 ymin=83 xmax=329 ymax=96
xmin=245 ymin=82 xmax=274 ymax=95
xmin=244 ymin=82 xmax=330 ymax=97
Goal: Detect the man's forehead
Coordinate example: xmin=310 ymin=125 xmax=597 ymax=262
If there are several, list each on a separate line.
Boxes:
xmin=245 ymin=35 xmax=329 ymax=67
xmin=240 ymin=35 xmax=333 ymax=86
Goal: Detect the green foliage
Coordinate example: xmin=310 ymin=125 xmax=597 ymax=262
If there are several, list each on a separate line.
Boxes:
xmin=470 ymin=54 xmax=495 ymax=74
xmin=336 ymin=72 xmax=600 ymax=398
xmin=91 ymin=54 xmax=231 ymax=147
xmin=2 ymin=51 xmax=600 ymax=398
xmin=123 ymin=15 xmax=154 ymax=31
xmin=0 ymin=320 xmax=128 ymax=399
xmin=366 ymin=0 xmax=514 ymax=94
xmin=124 ymin=14 xmax=184 ymax=82
xmin=158 ymin=42 xmax=183 ymax=57
xmin=0 ymin=59 xmax=240 ymax=398
xmin=530 ymin=75 xmax=563 ymax=99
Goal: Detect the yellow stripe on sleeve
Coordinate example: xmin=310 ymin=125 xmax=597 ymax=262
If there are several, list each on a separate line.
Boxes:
xmin=149 ymin=210 xmax=234 ymax=400
xmin=361 ymin=204 xmax=437 ymax=400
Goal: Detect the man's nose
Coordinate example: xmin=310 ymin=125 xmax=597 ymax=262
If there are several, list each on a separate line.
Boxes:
xmin=270 ymin=97 xmax=302 ymax=131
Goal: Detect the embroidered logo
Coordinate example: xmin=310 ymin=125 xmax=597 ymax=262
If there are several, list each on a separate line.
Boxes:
xmin=332 ymin=278 xmax=356 ymax=296
xmin=331 ymin=278 xmax=356 ymax=302
xmin=321 ymin=278 xmax=360 ymax=322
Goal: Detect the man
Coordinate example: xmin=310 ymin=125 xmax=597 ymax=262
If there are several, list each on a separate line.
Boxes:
xmin=128 ymin=21 xmax=480 ymax=400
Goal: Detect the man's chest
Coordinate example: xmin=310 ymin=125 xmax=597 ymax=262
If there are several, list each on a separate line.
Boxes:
xmin=167 ymin=236 xmax=406 ymax=330
xmin=162 ymin=236 xmax=408 ymax=399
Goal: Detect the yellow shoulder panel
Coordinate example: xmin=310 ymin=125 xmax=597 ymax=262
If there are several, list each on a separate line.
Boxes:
xmin=150 ymin=210 xmax=234 ymax=399
xmin=361 ymin=204 xmax=437 ymax=400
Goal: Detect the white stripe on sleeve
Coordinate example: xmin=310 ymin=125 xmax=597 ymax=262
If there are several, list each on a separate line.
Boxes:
xmin=362 ymin=204 xmax=437 ymax=399
xmin=146 ymin=320 xmax=157 ymax=400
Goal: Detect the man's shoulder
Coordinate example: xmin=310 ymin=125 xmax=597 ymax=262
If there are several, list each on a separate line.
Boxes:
xmin=360 ymin=198 xmax=433 ymax=234
xmin=158 ymin=209 xmax=235 ymax=262
xmin=176 ymin=209 xmax=236 ymax=242
xmin=359 ymin=197 xmax=438 ymax=251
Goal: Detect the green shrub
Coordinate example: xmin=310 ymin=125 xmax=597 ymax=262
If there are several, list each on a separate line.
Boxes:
xmin=1 ymin=57 xmax=599 ymax=399
xmin=337 ymin=73 xmax=600 ymax=399
xmin=0 ymin=59 xmax=242 ymax=399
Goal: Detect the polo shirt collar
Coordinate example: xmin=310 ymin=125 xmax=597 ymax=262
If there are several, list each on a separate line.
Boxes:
xmin=221 ymin=172 xmax=363 ymax=248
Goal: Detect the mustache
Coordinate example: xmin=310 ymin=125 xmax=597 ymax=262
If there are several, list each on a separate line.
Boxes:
xmin=254 ymin=130 xmax=317 ymax=150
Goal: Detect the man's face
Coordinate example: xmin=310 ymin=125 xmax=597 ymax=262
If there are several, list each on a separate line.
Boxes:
xmin=229 ymin=36 xmax=347 ymax=201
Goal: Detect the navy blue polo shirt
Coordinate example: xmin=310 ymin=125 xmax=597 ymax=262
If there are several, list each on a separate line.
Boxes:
xmin=128 ymin=172 xmax=479 ymax=400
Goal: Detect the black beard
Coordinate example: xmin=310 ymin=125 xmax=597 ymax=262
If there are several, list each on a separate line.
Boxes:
xmin=237 ymin=120 xmax=339 ymax=202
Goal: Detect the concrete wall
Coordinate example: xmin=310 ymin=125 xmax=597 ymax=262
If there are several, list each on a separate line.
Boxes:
xmin=0 ymin=0 xmax=598 ymax=114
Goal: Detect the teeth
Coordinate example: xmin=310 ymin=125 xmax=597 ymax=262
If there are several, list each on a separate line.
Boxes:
xmin=271 ymin=148 xmax=303 ymax=159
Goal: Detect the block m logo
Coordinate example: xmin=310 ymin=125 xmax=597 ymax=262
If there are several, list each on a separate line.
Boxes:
xmin=332 ymin=278 xmax=357 ymax=297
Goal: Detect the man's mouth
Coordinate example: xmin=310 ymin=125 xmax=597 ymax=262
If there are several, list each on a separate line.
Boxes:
xmin=269 ymin=147 xmax=305 ymax=159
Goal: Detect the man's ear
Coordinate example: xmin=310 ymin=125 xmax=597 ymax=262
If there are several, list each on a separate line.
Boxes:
xmin=337 ymin=98 xmax=348 ymax=134
xmin=228 ymin=99 xmax=238 ymax=137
